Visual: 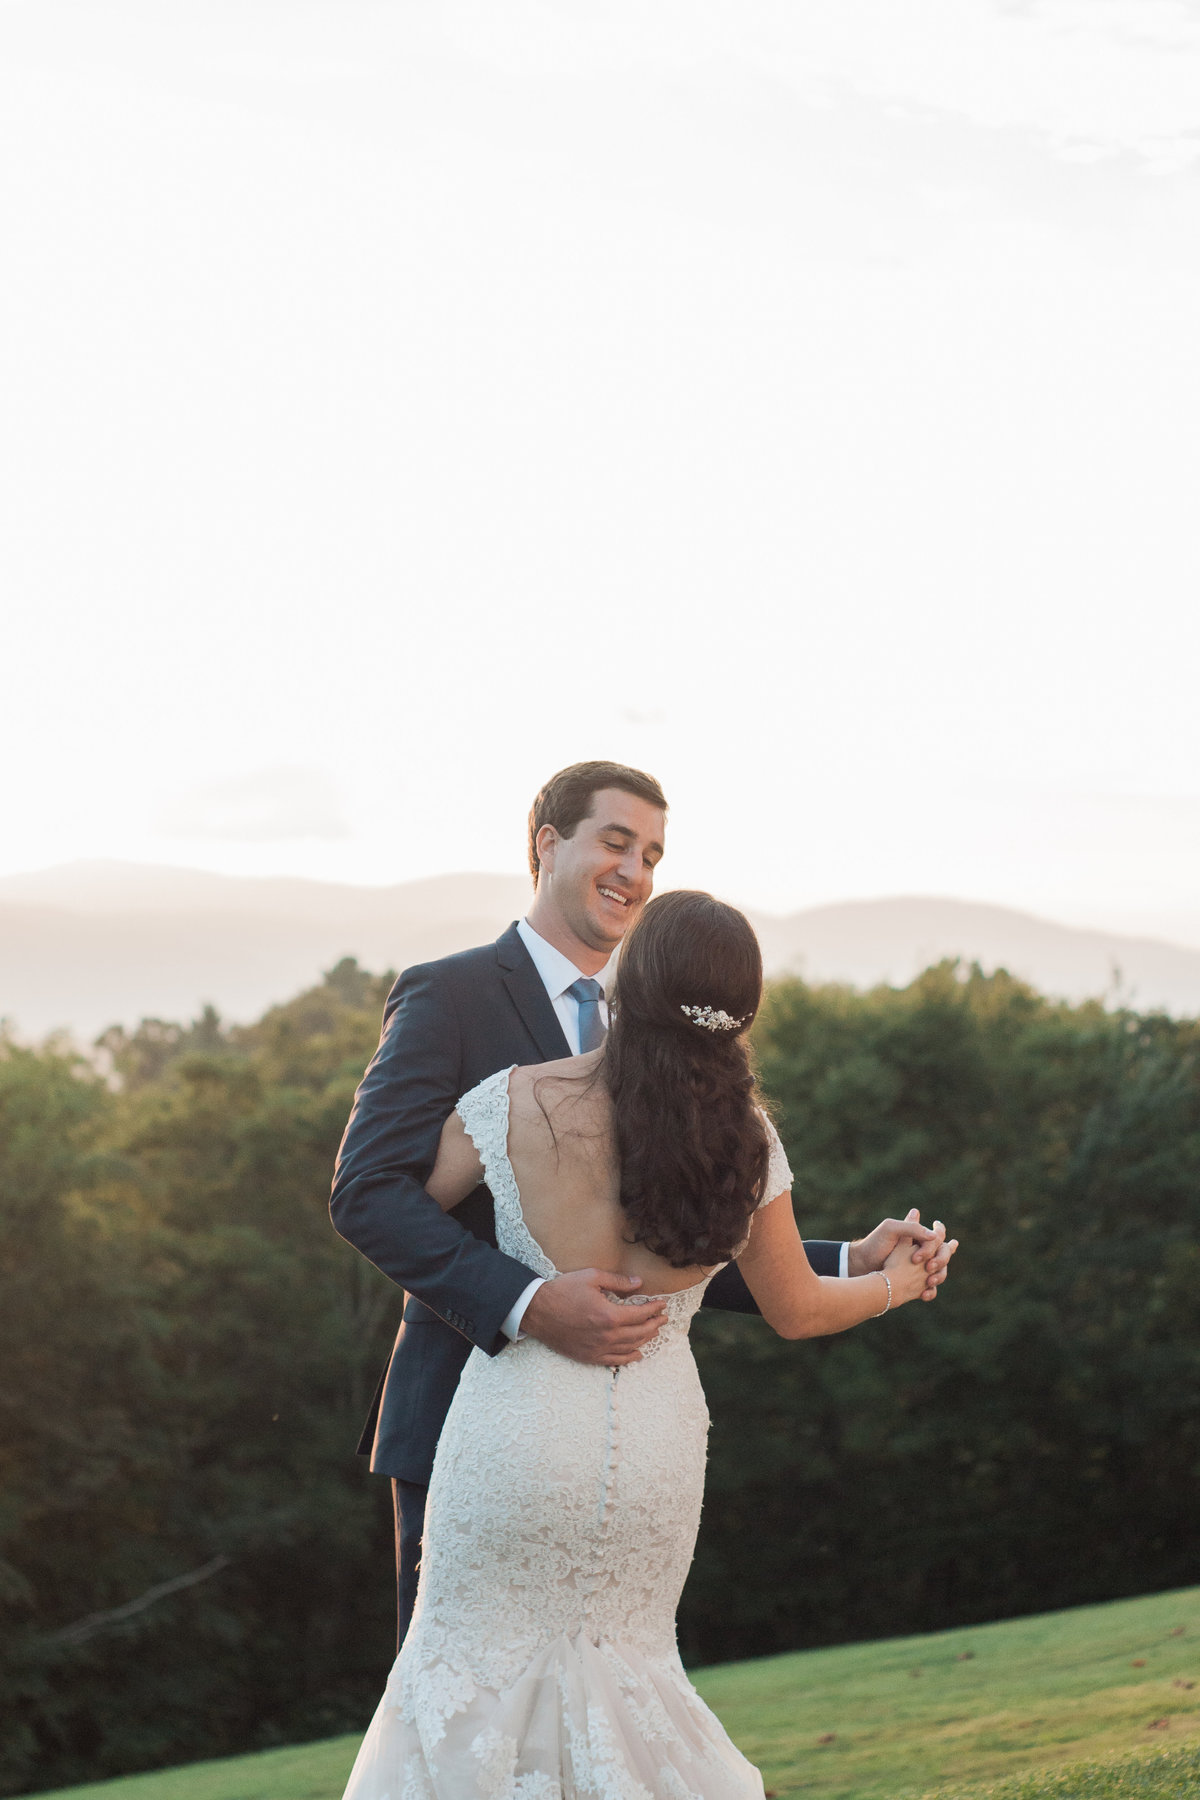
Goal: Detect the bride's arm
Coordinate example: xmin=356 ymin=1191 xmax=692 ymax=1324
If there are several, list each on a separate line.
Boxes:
xmin=738 ymin=1185 xmax=930 ymax=1337
xmin=424 ymin=1113 xmax=486 ymax=1211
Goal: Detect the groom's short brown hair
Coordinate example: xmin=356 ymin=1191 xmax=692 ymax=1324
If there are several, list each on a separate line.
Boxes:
xmin=528 ymin=762 xmax=669 ymax=881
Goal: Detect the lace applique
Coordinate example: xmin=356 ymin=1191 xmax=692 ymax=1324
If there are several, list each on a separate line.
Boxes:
xmin=398 ymin=1649 xmax=477 ymax=1749
xmin=512 ymin=1777 xmax=563 ymax=1800
xmin=470 ymin=1725 xmax=519 ymax=1800
xmin=585 ymin=1704 xmax=655 ymax=1800
xmin=400 ymin=1751 xmax=435 ymax=1800
xmin=658 ymin=1769 xmax=702 ymax=1800
xmin=598 ymin=1644 xmax=679 ymax=1745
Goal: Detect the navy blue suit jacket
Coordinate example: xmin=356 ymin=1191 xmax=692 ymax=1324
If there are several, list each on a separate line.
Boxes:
xmin=330 ymin=923 xmax=842 ymax=1483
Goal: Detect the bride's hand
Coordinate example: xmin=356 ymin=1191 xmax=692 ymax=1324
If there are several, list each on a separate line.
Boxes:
xmin=850 ymin=1210 xmax=958 ymax=1302
xmin=881 ymin=1235 xmax=940 ymax=1308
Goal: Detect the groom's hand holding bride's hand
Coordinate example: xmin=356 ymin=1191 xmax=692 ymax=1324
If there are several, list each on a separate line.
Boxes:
xmin=847 ymin=1209 xmax=959 ymax=1302
xmin=521 ymin=1270 xmax=668 ymax=1364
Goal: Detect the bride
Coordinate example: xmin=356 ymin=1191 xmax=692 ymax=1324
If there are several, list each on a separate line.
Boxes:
xmin=342 ymin=889 xmax=932 ymax=1800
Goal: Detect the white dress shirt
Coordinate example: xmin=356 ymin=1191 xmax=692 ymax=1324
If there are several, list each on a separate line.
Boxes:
xmin=499 ymin=916 xmax=846 ymax=1339
xmin=515 ymin=916 xmax=616 ymax=1054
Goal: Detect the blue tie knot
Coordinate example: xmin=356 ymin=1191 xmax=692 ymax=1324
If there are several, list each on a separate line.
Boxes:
xmin=567 ymin=978 xmax=603 ymax=1005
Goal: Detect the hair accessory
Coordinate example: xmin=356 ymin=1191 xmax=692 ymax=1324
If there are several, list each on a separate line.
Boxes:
xmin=679 ymin=1004 xmax=750 ymax=1032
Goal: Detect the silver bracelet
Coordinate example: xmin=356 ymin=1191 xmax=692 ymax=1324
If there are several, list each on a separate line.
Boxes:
xmin=873 ymin=1271 xmax=892 ymax=1317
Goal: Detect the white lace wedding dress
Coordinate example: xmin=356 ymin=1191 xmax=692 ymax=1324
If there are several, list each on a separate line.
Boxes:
xmin=342 ymin=1066 xmax=792 ymax=1800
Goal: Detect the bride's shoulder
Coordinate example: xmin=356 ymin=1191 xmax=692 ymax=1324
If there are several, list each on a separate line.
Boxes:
xmin=509 ymin=1052 xmax=598 ymax=1093
xmin=509 ymin=1055 xmax=608 ymax=1130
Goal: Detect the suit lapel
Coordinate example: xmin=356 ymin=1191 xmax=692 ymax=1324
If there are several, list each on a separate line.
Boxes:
xmin=496 ymin=922 xmax=572 ymax=1063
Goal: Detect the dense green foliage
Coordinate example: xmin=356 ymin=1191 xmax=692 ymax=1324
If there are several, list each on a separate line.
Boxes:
xmin=0 ymin=964 xmax=400 ymax=1795
xmin=3 ymin=959 xmax=1199 ymax=1793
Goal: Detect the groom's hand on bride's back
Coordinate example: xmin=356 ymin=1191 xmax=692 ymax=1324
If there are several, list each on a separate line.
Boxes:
xmin=521 ymin=1271 xmax=668 ymax=1364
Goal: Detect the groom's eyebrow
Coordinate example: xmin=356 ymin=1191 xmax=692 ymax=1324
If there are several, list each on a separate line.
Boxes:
xmin=601 ymin=823 xmax=664 ymax=860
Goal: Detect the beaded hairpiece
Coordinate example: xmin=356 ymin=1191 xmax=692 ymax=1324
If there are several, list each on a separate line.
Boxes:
xmin=679 ymin=1004 xmax=750 ymax=1032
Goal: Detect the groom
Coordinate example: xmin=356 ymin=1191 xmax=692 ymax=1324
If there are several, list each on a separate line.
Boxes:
xmin=331 ymin=761 xmax=955 ymax=1642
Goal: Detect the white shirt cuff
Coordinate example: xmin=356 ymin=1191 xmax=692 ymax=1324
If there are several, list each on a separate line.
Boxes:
xmin=501 ymin=1277 xmax=546 ymax=1341
xmin=839 ymin=1241 xmax=850 ymax=1280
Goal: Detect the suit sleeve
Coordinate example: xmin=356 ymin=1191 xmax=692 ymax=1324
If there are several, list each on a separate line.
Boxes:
xmin=701 ymin=1239 xmax=846 ymax=1316
xmin=329 ymin=962 xmax=538 ymax=1357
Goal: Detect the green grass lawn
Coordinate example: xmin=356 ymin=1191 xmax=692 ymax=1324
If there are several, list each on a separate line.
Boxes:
xmin=697 ymin=1584 xmax=1200 ymax=1798
xmin=35 ymin=1586 xmax=1200 ymax=1800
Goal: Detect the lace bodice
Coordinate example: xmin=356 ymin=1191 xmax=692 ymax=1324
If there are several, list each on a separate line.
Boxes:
xmin=455 ymin=1066 xmax=792 ymax=1357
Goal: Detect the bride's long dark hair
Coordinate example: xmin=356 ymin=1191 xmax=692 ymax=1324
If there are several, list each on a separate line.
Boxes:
xmin=606 ymin=890 xmax=770 ymax=1268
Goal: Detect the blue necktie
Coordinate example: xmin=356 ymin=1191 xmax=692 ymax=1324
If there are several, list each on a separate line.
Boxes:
xmin=567 ymin=977 xmax=606 ymax=1053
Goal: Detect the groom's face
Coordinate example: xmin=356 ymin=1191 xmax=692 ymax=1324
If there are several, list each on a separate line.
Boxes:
xmin=538 ymin=787 xmax=666 ymax=956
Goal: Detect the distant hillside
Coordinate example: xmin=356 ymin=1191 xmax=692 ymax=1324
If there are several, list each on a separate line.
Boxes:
xmin=4 ymin=861 xmax=1200 ymax=1039
xmin=0 ymin=865 xmax=531 ymax=1040
xmin=751 ymin=895 xmax=1200 ymax=1015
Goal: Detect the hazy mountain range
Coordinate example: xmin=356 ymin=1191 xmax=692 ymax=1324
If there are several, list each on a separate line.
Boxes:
xmin=4 ymin=862 xmax=1200 ymax=1042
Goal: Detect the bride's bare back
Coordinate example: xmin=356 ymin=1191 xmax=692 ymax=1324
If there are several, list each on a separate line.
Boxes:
xmin=504 ymin=1055 xmax=716 ymax=1296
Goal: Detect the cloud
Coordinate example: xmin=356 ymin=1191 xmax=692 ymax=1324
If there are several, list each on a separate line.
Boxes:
xmin=153 ymin=768 xmax=351 ymax=841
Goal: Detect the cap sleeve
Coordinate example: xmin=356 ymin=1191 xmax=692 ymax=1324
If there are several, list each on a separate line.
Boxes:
xmin=454 ymin=1065 xmax=515 ymax=1173
xmin=759 ymin=1111 xmax=793 ymax=1209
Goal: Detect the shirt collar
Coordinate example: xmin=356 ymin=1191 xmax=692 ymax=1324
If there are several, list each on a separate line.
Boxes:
xmin=517 ymin=916 xmax=616 ymax=1003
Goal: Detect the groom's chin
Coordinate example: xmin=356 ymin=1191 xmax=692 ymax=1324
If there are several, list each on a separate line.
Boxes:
xmin=590 ymin=912 xmax=635 ymax=951
xmin=591 ymin=896 xmax=638 ymax=941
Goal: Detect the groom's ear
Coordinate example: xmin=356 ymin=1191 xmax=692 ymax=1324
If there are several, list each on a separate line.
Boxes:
xmin=535 ymin=824 xmax=560 ymax=875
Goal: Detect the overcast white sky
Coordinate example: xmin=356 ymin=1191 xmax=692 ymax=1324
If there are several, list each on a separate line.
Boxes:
xmin=3 ymin=0 xmax=1200 ymax=933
